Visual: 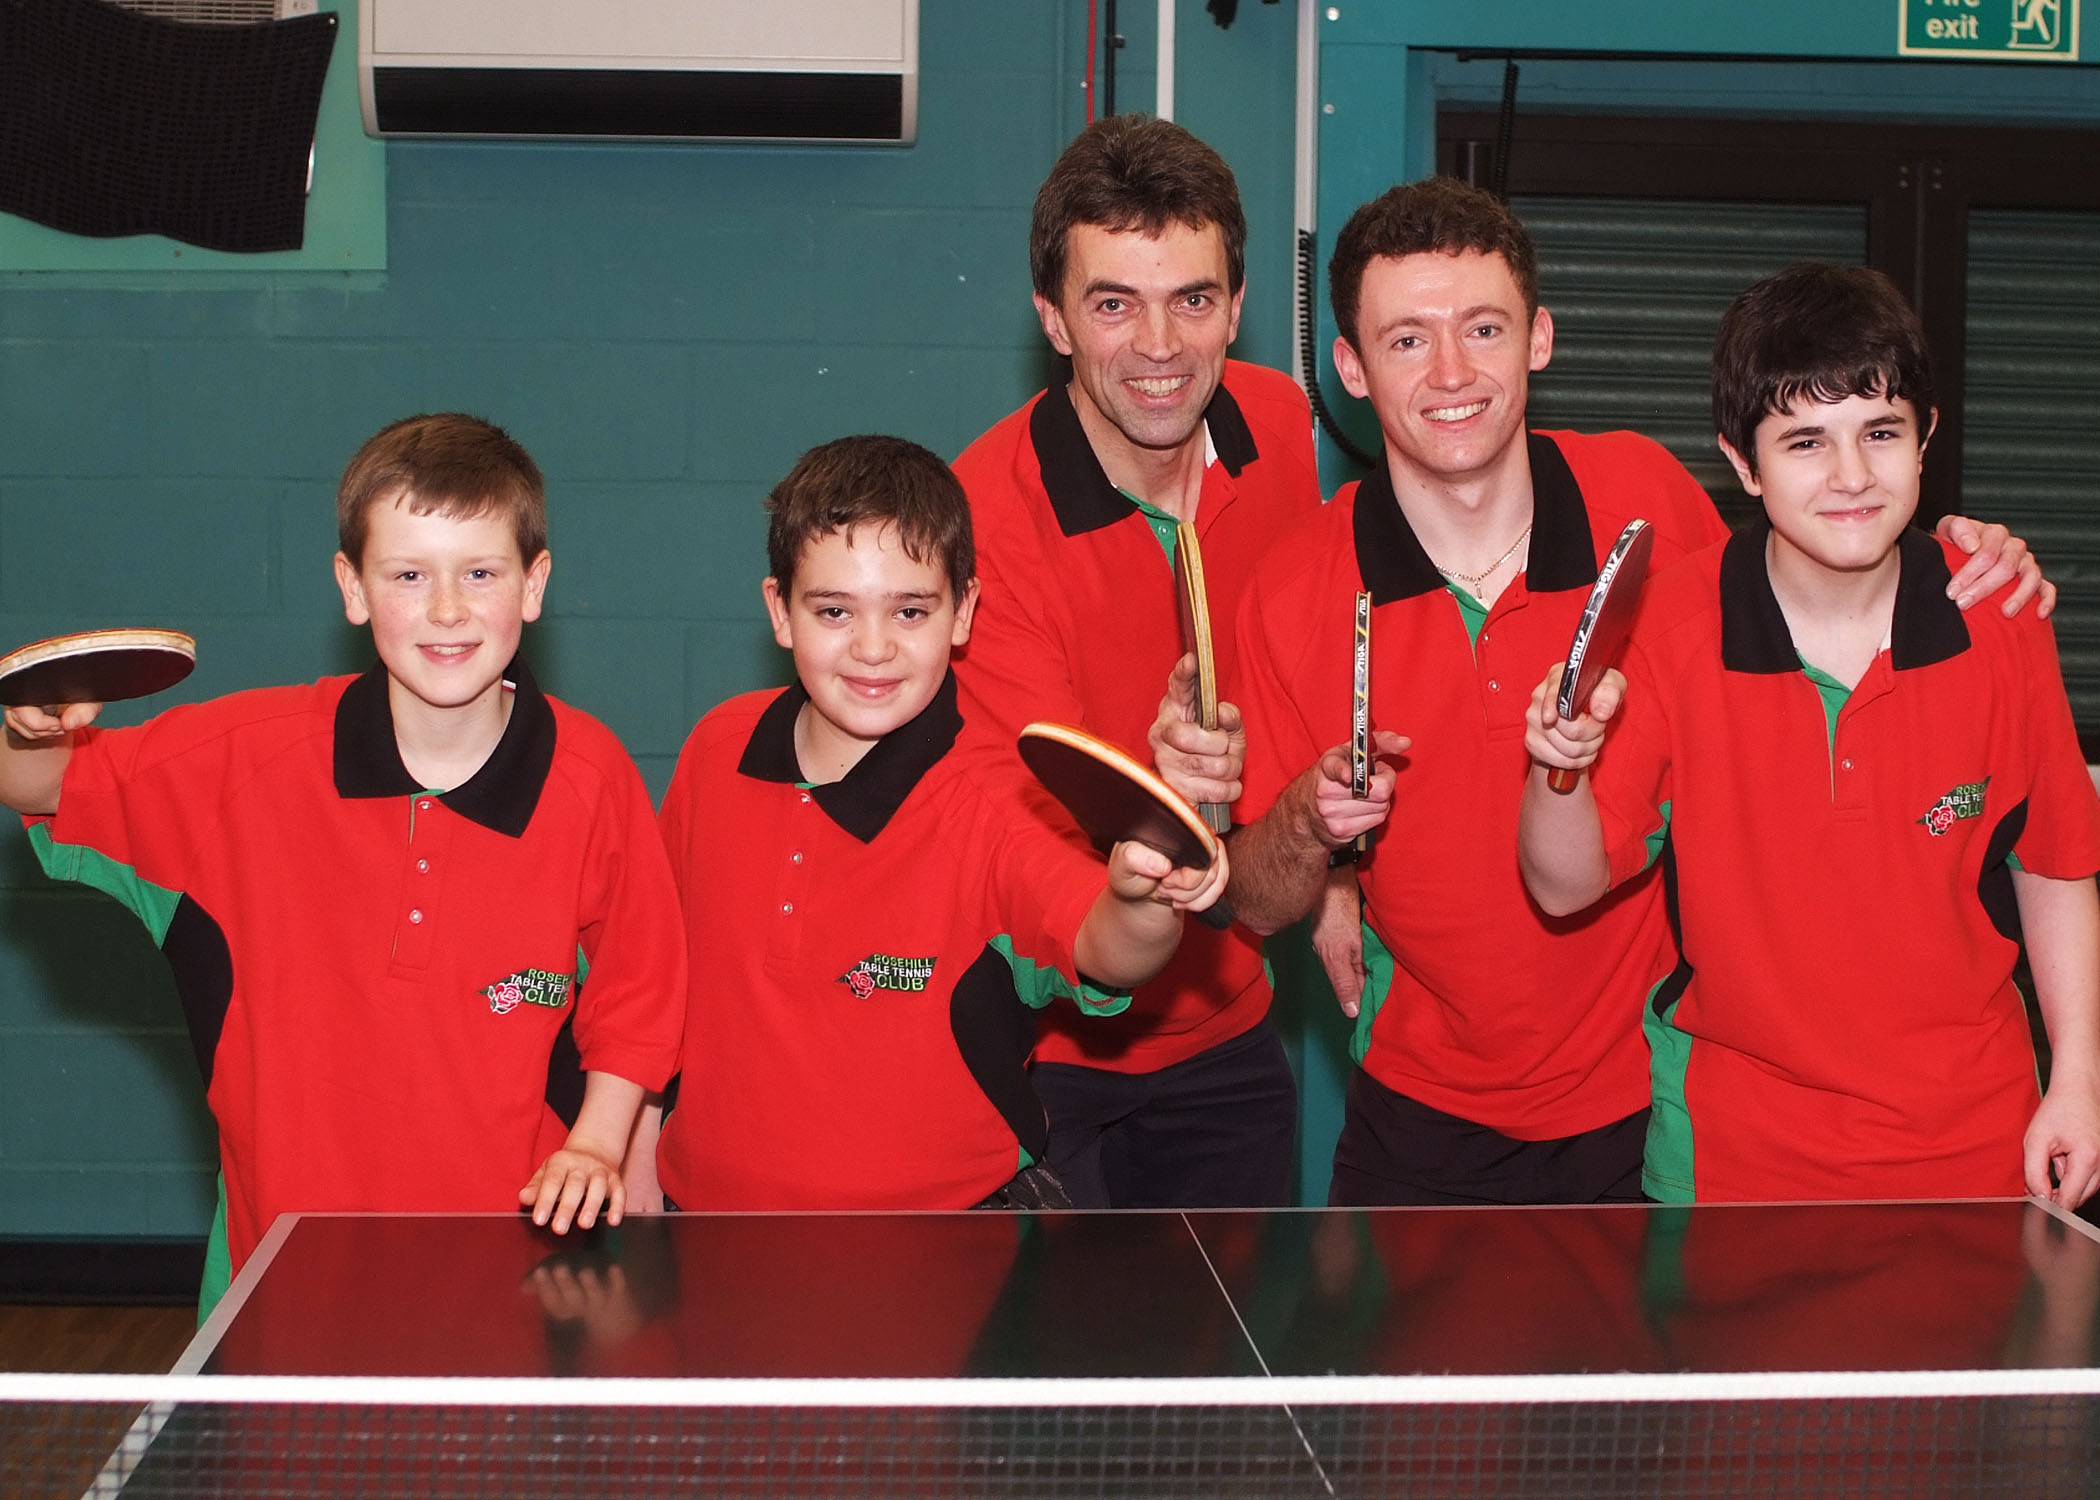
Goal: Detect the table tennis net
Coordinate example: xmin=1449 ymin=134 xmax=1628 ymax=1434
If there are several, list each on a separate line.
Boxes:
xmin=7 ymin=1373 xmax=2100 ymax=1499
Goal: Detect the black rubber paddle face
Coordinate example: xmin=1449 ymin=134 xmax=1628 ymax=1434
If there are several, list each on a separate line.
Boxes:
xmin=1018 ymin=725 xmax=1216 ymax=871
xmin=0 ymin=631 xmax=196 ymax=707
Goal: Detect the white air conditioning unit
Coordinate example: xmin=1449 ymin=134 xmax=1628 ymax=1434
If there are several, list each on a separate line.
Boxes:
xmin=358 ymin=0 xmax=918 ymax=143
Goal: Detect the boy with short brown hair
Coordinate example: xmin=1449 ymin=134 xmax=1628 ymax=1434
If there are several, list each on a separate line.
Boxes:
xmin=634 ymin=434 xmax=1225 ymax=1211
xmin=0 ymin=412 xmax=685 ymax=1310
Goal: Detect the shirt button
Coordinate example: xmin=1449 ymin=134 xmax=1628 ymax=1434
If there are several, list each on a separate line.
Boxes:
xmin=781 ymin=902 xmax=794 ymax=915
xmin=418 ymin=799 xmax=433 ymax=812
xmin=791 ymin=851 xmax=803 ymax=864
xmin=416 ymin=859 xmax=429 ymax=873
xmin=799 ymin=792 xmax=811 ymax=805
xmin=1487 ymin=679 xmax=1501 ymax=693
xmin=1841 ymin=758 xmax=1855 ymax=772
xmin=408 ymin=908 xmax=424 ymax=924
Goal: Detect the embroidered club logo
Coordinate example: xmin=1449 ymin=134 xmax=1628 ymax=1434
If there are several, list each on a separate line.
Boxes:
xmin=838 ymin=953 xmax=937 ymax=997
xmin=483 ymin=968 xmax=574 ymax=1015
xmin=1918 ymin=778 xmax=1989 ymax=838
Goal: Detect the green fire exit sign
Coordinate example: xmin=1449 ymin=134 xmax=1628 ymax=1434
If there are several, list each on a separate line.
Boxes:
xmin=1900 ymin=0 xmax=2080 ymax=59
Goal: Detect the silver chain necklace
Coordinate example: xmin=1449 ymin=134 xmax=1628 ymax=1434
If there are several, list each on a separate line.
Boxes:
xmin=1434 ymin=524 xmax=1533 ymax=588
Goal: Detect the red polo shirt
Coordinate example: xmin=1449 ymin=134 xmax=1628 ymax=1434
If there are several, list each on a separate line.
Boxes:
xmin=1232 ymin=430 xmax=1728 ymax=1139
xmin=1592 ymin=527 xmax=2100 ymax=1201
xmin=27 ymin=663 xmax=686 ymax=1275
xmin=654 ymin=674 xmax=1126 ymax=1210
xmin=952 ymin=359 xmax=1323 ymax=1071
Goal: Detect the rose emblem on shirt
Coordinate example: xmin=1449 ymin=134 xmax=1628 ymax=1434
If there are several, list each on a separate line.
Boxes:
xmin=1916 ymin=778 xmax=1989 ymax=838
xmin=480 ymin=968 xmax=575 ymax=1015
xmin=837 ymin=953 xmax=936 ymax=997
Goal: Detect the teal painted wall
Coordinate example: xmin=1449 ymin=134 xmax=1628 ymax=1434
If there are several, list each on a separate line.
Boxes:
xmin=0 ymin=0 xmax=1303 ymax=1239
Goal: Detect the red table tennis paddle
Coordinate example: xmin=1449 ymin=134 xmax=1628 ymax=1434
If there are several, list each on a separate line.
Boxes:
xmin=1018 ymin=721 xmax=1232 ymax=931
xmin=1172 ymin=521 xmax=1230 ymax=837
xmin=0 ymin=628 xmax=196 ymax=709
xmin=1548 ymin=520 xmax=1654 ymax=793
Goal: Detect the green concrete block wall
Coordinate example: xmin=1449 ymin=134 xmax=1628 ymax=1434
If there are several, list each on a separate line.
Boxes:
xmin=0 ymin=0 xmax=1303 ymax=1238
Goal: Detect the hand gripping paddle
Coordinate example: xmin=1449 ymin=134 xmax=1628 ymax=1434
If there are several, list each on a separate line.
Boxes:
xmin=1018 ymin=721 xmax=1233 ymax=932
xmin=1548 ymin=520 xmax=1654 ymax=793
xmin=0 ymin=628 xmax=196 ymax=709
xmin=1171 ymin=521 xmax=1231 ymax=837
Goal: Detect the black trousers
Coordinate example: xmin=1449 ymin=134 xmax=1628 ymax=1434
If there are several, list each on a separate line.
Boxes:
xmin=1329 ymin=1064 xmax=1648 ymax=1207
xmin=1031 ymin=1019 xmax=1298 ymax=1209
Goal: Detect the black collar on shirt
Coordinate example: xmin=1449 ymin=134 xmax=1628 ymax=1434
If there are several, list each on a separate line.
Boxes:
xmin=1027 ymin=366 xmax=1261 ymax=539
xmin=1351 ymin=432 xmax=1601 ymax=603
xmin=736 ymin=670 xmax=964 ymax=843
xmin=332 ymin=657 xmax=556 ymax=838
xmin=1719 ymin=522 xmax=1971 ymax=674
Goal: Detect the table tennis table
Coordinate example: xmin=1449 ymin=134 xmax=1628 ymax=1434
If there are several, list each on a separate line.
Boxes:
xmin=11 ymin=1197 xmax=2100 ymax=1497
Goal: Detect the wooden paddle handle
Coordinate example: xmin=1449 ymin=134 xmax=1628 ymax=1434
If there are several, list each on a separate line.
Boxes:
xmin=1547 ymin=766 xmax=1582 ymax=794
xmin=1194 ymin=896 xmax=1234 ymax=931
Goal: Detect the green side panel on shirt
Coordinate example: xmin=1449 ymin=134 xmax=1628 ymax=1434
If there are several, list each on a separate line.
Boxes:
xmin=198 ymin=1172 xmax=231 ymax=1325
xmin=988 ymin=934 xmax=1130 ymax=1016
xmin=576 ymin=944 xmax=591 ymax=987
xmin=1641 ymin=800 xmax=1674 ymax=875
xmin=1641 ymin=972 xmax=1697 ymax=1203
xmin=1121 ymin=489 xmax=1180 ymax=565
xmin=1447 ymin=584 xmax=1489 ymax=646
xmin=27 ymin=822 xmax=184 ymax=944
xmin=1797 ymin=656 xmax=1851 ymax=756
xmin=1348 ymin=919 xmax=1399 ymax=1067
xmin=1016 ymin=1142 xmax=1034 ymax=1172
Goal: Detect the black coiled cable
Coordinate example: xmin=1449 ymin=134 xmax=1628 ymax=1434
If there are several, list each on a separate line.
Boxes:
xmin=1296 ymin=227 xmax=1377 ymax=471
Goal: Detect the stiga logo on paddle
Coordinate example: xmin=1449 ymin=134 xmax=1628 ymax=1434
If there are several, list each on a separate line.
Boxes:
xmin=1918 ymin=778 xmax=1990 ymax=838
xmin=483 ymin=968 xmax=574 ymax=1015
xmin=839 ymin=954 xmax=936 ymax=999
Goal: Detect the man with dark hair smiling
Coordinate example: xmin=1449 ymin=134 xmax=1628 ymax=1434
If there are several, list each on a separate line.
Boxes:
xmin=952 ymin=116 xmax=1323 ymax=1209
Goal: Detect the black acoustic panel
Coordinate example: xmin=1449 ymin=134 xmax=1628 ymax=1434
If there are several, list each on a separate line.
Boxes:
xmin=370 ymin=66 xmax=905 ymax=141
xmin=0 ymin=0 xmax=338 ymax=252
